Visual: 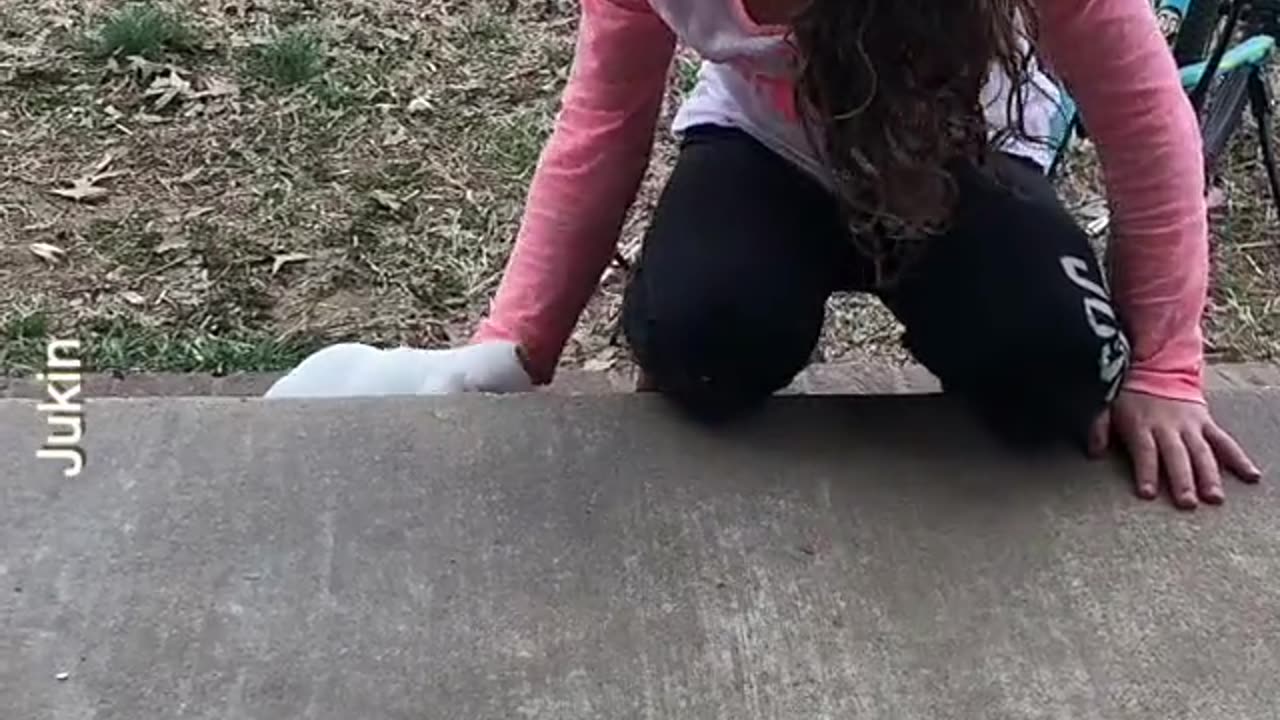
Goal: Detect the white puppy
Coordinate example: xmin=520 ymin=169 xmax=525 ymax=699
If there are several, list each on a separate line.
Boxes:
xmin=263 ymin=341 xmax=533 ymax=398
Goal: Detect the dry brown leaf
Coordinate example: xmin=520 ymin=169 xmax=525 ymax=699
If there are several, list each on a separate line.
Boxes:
xmin=0 ymin=39 xmax=44 ymax=59
xmin=370 ymin=190 xmax=402 ymax=212
xmin=125 ymin=55 xmax=162 ymax=79
xmin=193 ymin=76 xmax=238 ymax=99
xmin=271 ymin=253 xmax=311 ymax=275
xmin=49 ymin=162 xmax=127 ymax=203
xmin=49 ymin=176 xmax=109 ymax=203
xmin=146 ymin=70 xmax=191 ymax=111
xmin=153 ymin=238 xmax=191 ymax=254
xmin=582 ymin=358 xmax=616 ymax=373
xmin=582 ymin=348 xmax=620 ymax=373
xmin=92 ymin=152 xmax=116 ymax=174
xmin=28 ymin=242 xmax=66 ymax=263
xmin=377 ymin=28 xmax=410 ymax=42
xmin=382 ymin=126 xmax=409 ymax=146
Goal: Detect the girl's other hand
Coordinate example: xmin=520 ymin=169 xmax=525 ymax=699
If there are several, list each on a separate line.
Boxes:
xmin=1089 ymin=390 xmax=1263 ymax=509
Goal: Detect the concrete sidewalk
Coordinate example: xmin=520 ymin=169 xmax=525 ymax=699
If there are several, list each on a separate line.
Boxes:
xmin=2 ymin=389 xmax=1279 ymax=719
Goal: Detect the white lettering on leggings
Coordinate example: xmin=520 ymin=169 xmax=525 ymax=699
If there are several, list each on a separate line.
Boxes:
xmin=1060 ymin=256 xmax=1130 ymax=402
xmin=1082 ymin=297 xmax=1118 ymax=339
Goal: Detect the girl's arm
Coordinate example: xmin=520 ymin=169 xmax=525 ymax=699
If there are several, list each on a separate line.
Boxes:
xmin=471 ymin=0 xmax=676 ymax=384
xmin=1035 ymin=0 xmax=1209 ymax=403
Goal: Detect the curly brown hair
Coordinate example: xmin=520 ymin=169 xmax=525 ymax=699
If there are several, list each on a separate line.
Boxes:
xmin=789 ymin=0 xmax=1043 ymax=285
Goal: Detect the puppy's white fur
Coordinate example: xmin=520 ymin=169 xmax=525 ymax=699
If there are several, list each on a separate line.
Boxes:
xmin=264 ymin=341 xmax=533 ymax=398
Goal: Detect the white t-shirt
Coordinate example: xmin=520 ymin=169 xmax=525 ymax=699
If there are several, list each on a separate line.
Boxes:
xmin=650 ymin=0 xmax=1062 ymax=182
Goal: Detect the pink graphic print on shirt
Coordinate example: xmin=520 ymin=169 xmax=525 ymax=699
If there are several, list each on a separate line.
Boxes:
xmin=727 ymin=44 xmax=801 ymax=122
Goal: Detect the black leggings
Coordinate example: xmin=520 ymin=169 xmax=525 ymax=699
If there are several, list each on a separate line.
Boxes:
xmin=622 ymin=125 xmax=1132 ymax=444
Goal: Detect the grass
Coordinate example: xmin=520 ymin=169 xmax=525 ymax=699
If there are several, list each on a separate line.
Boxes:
xmin=83 ymin=319 xmax=319 ymax=375
xmin=675 ymin=53 xmax=701 ymax=95
xmin=475 ymin=109 xmax=554 ymax=182
xmin=90 ymin=3 xmax=196 ymax=59
xmin=250 ymin=28 xmax=326 ymax=87
xmin=0 ymin=0 xmax=1275 ymax=379
xmin=1 ymin=312 xmax=320 ymax=376
xmin=4 ymin=310 xmax=50 ymax=342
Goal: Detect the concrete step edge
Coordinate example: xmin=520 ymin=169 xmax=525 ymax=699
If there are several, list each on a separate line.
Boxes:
xmin=3 ymin=362 xmax=1277 ymax=400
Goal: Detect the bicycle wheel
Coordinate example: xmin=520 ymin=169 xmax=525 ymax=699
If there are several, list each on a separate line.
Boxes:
xmin=1199 ymin=65 xmax=1252 ymax=175
xmin=1174 ymin=0 xmax=1223 ymax=65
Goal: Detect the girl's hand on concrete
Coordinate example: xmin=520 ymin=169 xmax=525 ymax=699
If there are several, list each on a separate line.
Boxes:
xmin=263 ymin=341 xmax=533 ymax=398
xmin=1089 ymin=390 xmax=1263 ymax=509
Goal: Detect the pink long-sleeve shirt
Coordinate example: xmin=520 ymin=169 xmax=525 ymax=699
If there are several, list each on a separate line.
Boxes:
xmin=474 ymin=0 xmax=1209 ymax=402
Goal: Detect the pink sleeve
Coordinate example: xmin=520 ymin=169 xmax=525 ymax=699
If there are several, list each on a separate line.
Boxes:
xmin=471 ymin=0 xmax=676 ymax=384
xmin=1036 ymin=0 xmax=1209 ymax=403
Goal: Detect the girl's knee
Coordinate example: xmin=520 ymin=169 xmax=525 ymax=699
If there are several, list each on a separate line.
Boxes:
xmin=622 ymin=280 xmax=822 ymax=417
xmin=960 ymin=318 xmax=1132 ymax=447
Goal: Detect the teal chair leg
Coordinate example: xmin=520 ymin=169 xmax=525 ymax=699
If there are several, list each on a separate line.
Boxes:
xmin=1180 ymin=35 xmax=1277 ymax=92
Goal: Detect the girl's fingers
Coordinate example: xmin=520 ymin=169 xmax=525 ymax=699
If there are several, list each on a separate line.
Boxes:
xmin=1184 ymin=429 xmax=1224 ymax=504
xmin=1126 ymin=428 xmax=1160 ymax=500
xmin=1088 ymin=411 xmax=1110 ymax=458
xmin=1205 ymin=423 xmax=1262 ymax=483
xmin=1154 ymin=427 xmax=1197 ymax=509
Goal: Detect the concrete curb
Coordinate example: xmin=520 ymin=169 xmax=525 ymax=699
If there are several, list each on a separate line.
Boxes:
xmin=3 ymin=362 xmax=1277 ymax=399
